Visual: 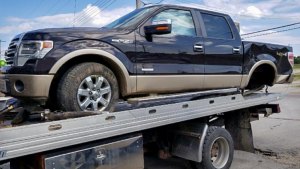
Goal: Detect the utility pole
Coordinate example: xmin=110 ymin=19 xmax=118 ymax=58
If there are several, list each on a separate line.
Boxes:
xmin=0 ymin=40 xmax=6 ymax=59
xmin=136 ymin=0 xmax=142 ymax=9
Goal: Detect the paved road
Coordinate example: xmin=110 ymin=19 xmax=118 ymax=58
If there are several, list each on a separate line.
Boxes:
xmin=145 ymin=150 xmax=293 ymax=169
xmin=252 ymin=83 xmax=300 ymax=169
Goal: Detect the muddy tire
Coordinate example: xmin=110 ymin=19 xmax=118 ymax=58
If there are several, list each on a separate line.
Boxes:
xmin=57 ymin=62 xmax=119 ymax=112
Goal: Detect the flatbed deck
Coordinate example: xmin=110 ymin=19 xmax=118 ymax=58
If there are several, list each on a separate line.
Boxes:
xmin=0 ymin=91 xmax=282 ymax=162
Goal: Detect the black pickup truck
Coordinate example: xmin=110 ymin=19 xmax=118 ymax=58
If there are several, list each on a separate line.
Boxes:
xmin=0 ymin=4 xmax=294 ymax=111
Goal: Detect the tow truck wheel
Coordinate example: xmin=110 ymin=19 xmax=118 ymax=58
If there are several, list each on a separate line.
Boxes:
xmin=192 ymin=126 xmax=234 ymax=169
xmin=57 ymin=62 xmax=119 ymax=112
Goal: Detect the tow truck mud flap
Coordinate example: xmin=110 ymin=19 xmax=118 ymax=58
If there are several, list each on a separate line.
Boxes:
xmin=172 ymin=123 xmax=208 ymax=162
xmin=43 ymin=135 xmax=143 ymax=169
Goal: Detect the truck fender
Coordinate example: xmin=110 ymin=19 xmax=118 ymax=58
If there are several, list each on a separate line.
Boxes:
xmin=241 ymin=60 xmax=277 ymax=88
xmin=49 ymin=49 xmax=135 ymax=95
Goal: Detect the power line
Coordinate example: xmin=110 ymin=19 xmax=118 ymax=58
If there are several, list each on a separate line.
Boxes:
xmin=75 ymin=0 xmax=109 ymax=26
xmin=241 ymin=22 xmax=300 ymax=36
xmin=175 ymin=0 xmax=299 ymax=20
xmin=73 ymin=0 xmax=102 ymax=23
xmin=73 ymin=0 xmax=77 ymax=27
xmin=74 ymin=7 xmax=98 ymax=25
xmin=242 ymin=26 xmax=300 ymax=39
xmin=174 ymin=0 xmax=300 ymax=40
xmin=73 ymin=0 xmax=108 ymax=26
xmin=78 ymin=0 xmax=116 ymax=26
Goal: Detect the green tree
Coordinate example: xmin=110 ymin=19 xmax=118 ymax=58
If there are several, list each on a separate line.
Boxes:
xmin=0 ymin=59 xmax=6 ymax=67
xmin=295 ymin=57 xmax=300 ymax=64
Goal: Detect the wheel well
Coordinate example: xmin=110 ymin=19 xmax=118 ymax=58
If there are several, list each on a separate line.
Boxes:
xmin=48 ymin=55 xmax=127 ymax=104
xmin=246 ymin=64 xmax=276 ymax=89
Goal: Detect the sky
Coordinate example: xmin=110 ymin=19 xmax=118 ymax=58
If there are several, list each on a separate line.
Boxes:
xmin=0 ymin=0 xmax=300 ymax=57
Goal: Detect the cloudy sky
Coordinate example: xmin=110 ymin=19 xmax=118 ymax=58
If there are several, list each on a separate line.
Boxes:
xmin=0 ymin=0 xmax=300 ymax=57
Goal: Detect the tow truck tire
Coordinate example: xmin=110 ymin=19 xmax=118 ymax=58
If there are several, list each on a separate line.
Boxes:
xmin=57 ymin=62 xmax=119 ymax=112
xmin=192 ymin=126 xmax=234 ymax=169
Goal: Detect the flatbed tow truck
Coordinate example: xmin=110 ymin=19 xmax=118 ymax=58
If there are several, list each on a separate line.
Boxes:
xmin=0 ymin=88 xmax=282 ymax=169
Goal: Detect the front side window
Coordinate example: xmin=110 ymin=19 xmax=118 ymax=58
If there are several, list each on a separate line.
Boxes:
xmin=201 ymin=13 xmax=233 ymax=39
xmin=151 ymin=9 xmax=196 ymax=37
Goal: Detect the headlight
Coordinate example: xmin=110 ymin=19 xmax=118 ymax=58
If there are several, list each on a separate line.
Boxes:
xmin=18 ymin=41 xmax=53 ymax=59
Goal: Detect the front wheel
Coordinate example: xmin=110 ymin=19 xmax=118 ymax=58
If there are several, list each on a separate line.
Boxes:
xmin=191 ymin=126 xmax=234 ymax=169
xmin=57 ymin=62 xmax=119 ymax=112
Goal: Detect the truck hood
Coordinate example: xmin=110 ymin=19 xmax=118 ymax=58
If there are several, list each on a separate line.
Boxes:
xmin=21 ymin=27 xmax=132 ymax=42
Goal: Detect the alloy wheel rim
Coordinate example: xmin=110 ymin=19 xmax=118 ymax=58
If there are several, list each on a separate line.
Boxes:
xmin=77 ymin=75 xmax=112 ymax=111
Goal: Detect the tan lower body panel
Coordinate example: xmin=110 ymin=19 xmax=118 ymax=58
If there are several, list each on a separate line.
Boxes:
xmin=0 ymin=73 xmax=291 ymax=102
xmin=0 ymin=74 xmax=54 ymax=99
xmin=135 ymin=75 xmax=242 ymax=94
xmin=134 ymin=74 xmax=292 ymax=95
xmin=136 ymin=75 xmax=205 ymax=93
xmin=240 ymin=75 xmax=249 ymax=88
xmin=203 ymin=75 xmax=242 ymax=89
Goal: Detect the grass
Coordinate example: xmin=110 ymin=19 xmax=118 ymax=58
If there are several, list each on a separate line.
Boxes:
xmin=294 ymin=74 xmax=300 ymax=81
xmin=293 ymin=64 xmax=300 ymax=82
xmin=294 ymin=64 xmax=300 ymax=69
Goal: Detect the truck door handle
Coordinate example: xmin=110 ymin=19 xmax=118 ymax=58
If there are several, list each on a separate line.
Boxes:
xmin=233 ymin=48 xmax=240 ymax=54
xmin=194 ymin=44 xmax=204 ymax=52
xmin=141 ymin=68 xmax=154 ymax=72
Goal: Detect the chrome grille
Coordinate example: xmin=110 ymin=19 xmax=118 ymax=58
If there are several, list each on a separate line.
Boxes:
xmin=5 ymin=38 xmax=19 ymax=65
xmin=5 ymin=33 xmax=25 ymax=66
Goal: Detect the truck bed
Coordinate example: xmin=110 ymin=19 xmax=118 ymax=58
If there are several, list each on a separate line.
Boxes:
xmin=242 ymin=41 xmax=293 ymax=75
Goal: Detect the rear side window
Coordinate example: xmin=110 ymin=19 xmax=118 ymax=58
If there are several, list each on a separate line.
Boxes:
xmin=152 ymin=9 xmax=196 ymax=37
xmin=201 ymin=13 xmax=233 ymax=39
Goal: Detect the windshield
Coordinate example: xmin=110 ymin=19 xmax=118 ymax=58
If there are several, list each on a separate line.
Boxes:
xmin=103 ymin=6 xmax=159 ymax=29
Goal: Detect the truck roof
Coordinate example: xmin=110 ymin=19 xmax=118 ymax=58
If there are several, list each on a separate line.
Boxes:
xmin=146 ymin=4 xmax=230 ymax=17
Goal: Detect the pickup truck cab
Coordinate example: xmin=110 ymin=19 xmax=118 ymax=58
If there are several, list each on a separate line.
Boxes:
xmin=0 ymin=4 xmax=294 ymax=111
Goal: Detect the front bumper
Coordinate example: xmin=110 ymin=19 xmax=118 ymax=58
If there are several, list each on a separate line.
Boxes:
xmin=0 ymin=74 xmax=54 ymax=101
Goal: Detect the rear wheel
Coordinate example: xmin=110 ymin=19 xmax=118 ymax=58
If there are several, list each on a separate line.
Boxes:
xmin=57 ymin=62 xmax=119 ymax=111
xmin=191 ymin=126 xmax=234 ymax=169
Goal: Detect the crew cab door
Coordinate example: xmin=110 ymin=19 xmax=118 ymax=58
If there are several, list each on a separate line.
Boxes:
xmin=135 ymin=8 xmax=205 ymax=93
xmin=197 ymin=11 xmax=243 ymax=89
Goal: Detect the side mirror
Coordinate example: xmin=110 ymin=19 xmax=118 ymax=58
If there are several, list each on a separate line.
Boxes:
xmin=144 ymin=19 xmax=172 ymax=35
